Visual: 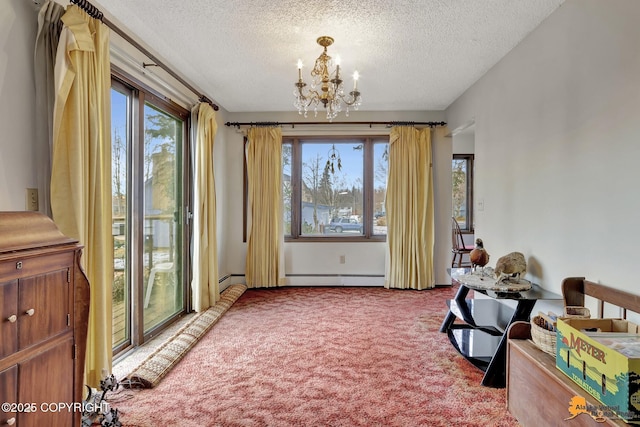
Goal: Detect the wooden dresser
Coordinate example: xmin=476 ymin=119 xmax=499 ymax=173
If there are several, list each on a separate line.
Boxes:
xmin=0 ymin=212 xmax=90 ymax=427
xmin=507 ymin=277 xmax=639 ymax=426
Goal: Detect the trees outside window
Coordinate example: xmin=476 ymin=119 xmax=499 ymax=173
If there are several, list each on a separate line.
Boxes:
xmin=284 ymin=136 xmax=388 ymax=241
xmin=452 ymin=154 xmax=474 ymax=231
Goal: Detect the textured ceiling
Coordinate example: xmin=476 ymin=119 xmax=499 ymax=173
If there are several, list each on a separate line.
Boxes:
xmin=92 ymin=0 xmax=565 ymax=113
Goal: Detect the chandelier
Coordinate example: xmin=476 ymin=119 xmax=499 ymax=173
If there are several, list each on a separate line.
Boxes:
xmin=294 ymin=36 xmax=362 ymax=121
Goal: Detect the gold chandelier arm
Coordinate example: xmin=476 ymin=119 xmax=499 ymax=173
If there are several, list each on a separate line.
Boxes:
xmin=296 ymin=86 xmax=324 ymax=108
xmin=337 ymin=90 xmax=362 ymax=106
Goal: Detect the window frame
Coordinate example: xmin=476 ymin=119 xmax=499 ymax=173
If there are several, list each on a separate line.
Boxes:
xmin=452 ymin=153 xmax=474 ymax=232
xmin=284 ymin=135 xmax=388 ymax=242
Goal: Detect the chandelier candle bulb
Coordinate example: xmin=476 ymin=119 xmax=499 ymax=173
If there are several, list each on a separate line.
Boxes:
xmin=353 ymin=71 xmax=359 ymax=90
xmin=297 ymin=59 xmax=303 ymax=80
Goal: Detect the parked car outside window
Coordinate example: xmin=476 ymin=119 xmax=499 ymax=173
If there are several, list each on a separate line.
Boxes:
xmin=328 ymin=217 xmax=363 ymax=233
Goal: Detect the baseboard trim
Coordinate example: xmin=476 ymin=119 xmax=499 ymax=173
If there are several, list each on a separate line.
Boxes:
xmin=221 ymin=274 xmax=451 ymax=288
xmin=221 ymin=274 xmax=385 ymax=287
xmin=286 ymin=275 xmax=385 ymax=287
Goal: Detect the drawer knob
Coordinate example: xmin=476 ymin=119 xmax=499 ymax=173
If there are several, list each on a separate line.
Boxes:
xmin=25 ymin=308 xmax=35 ymax=316
xmin=6 ymin=417 xmax=16 ymax=425
xmin=7 ymin=314 xmax=17 ymax=323
xmin=16 ymin=261 xmax=22 ymax=270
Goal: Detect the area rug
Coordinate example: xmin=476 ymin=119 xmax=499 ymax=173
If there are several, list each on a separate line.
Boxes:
xmin=122 ymin=284 xmax=247 ymax=388
xmin=110 ymin=285 xmax=519 ymax=426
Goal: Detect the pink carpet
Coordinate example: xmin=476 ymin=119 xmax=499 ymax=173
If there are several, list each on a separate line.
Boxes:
xmin=111 ymin=285 xmax=519 ymax=426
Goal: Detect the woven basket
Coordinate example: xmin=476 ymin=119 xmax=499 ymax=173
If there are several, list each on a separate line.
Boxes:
xmin=531 ymin=313 xmax=557 ymax=356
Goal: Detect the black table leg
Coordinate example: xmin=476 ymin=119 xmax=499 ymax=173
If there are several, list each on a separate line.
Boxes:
xmin=439 ymin=284 xmax=470 ymax=333
xmin=480 ymin=299 xmax=537 ymax=387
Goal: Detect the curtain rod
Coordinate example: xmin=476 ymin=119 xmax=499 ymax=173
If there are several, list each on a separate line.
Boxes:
xmin=68 ymin=0 xmax=219 ymax=111
xmin=225 ymin=120 xmax=447 ymax=129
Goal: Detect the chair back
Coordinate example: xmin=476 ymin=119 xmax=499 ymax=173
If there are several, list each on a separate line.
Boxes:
xmin=451 ymin=217 xmax=467 ymax=250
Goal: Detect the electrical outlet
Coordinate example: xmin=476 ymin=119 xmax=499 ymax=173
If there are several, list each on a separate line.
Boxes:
xmin=26 ymin=188 xmax=39 ymax=211
xmin=339 ymin=255 xmax=346 ymax=264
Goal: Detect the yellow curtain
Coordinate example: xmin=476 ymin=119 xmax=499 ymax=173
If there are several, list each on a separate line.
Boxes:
xmin=245 ymin=127 xmax=284 ymax=288
xmin=191 ymin=103 xmax=220 ymax=311
xmin=385 ymin=126 xmax=434 ymax=290
xmin=51 ymin=5 xmax=112 ymax=387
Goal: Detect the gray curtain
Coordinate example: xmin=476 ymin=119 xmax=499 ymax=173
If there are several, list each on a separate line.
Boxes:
xmin=34 ymin=0 xmax=64 ymax=216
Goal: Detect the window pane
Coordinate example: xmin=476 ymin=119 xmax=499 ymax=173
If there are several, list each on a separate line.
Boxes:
xmin=111 ymin=87 xmax=129 ymax=349
xmin=373 ymin=141 xmax=388 ymax=235
xmin=283 ymin=143 xmax=292 ymax=236
xmin=279 ymin=136 xmax=388 ymax=240
xmin=143 ymin=103 xmax=183 ymax=332
xmin=452 ymin=158 xmax=468 ymax=229
xmin=301 ymin=141 xmax=363 ymax=236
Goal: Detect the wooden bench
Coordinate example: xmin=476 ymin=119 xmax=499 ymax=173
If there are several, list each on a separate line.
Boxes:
xmin=506 ymin=277 xmax=640 ymax=426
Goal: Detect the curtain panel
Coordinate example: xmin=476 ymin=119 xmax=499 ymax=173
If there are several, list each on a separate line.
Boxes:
xmin=51 ymin=5 xmax=112 ymax=387
xmin=34 ymin=0 xmax=65 ymax=217
xmin=385 ymin=126 xmax=435 ymax=290
xmin=245 ymin=127 xmax=284 ymax=288
xmin=190 ymin=103 xmax=220 ymax=311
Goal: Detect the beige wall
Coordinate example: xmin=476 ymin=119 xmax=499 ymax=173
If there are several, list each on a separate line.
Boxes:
xmin=446 ymin=0 xmax=640 ymax=295
xmin=0 ymin=0 xmax=38 ymax=211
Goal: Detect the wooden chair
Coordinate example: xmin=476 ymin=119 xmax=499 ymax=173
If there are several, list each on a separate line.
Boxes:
xmin=451 ymin=217 xmax=473 ymax=267
xmin=562 ymin=276 xmax=640 ymax=319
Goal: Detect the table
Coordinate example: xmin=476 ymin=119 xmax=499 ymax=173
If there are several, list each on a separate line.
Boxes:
xmin=439 ymin=269 xmax=562 ymax=388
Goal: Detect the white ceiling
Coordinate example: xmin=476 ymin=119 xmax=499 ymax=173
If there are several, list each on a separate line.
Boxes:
xmin=92 ymin=0 xmax=565 ymax=113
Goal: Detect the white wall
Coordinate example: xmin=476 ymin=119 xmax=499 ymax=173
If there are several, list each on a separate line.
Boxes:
xmin=446 ymin=0 xmax=640 ymax=296
xmin=224 ymin=110 xmax=452 ymax=285
xmin=0 ymin=0 xmax=38 ymax=211
xmin=452 ymin=127 xmax=475 ymax=154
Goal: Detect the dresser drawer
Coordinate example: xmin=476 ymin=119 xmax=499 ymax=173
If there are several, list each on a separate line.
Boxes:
xmin=0 ymin=251 xmax=74 ymax=282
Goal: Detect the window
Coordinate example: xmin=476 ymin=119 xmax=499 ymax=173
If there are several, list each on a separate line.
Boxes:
xmin=452 ymin=154 xmax=474 ymax=231
xmin=111 ymin=73 xmax=190 ymax=355
xmin=284 ymin=136 xmax=388 ymax=240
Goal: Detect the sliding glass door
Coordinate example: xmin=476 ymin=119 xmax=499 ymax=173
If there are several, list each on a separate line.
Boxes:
xmin=111 ymin=83 xmax=129 ymax=351
xmin=141 ymin=103 xmax=184 ymax=332
xmin=111 ymin=76 xmax=189 ymax=354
